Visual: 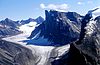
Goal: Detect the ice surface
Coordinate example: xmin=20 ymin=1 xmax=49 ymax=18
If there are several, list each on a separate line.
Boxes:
xmin=2 ymin=22 xmax=70 ymax=65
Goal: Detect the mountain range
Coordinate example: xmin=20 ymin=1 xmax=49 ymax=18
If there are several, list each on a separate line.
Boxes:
xmin=0 ymin=10 xmax=100 ymax=65
xmin=28 ymin=10 xmax=82 ymax=45
xmin=0 ymin=16 xmax=44 ymax=38
xmin=28 ymin=10 xmax=100 ymax=65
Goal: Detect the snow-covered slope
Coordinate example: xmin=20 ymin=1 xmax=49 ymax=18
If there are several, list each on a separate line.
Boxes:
xmin=2 ymin=21 xmax=70 ymax=65
xmin=19 ymin=22 xmax=37 ymax=34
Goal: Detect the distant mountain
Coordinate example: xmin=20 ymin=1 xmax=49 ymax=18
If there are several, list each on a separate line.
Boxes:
xmin=0 ymin=17 xmax=44 ymax=38
xmin=0 ymin=18 xmax=21 ymax=38
xmin=18 ymin=18 xmax=35 ymax=25
xmin=0 ymin=27 xmax=21 ymax=38
xmin=17 ymin=16 xmax=44 ymax=25
xmin=28 ymin=10 xmax=83 ymax=45
xmin=0 ymin=18 xmax=18 ymax=28
xmin=35 ymin=16 xmax=44 ymax=24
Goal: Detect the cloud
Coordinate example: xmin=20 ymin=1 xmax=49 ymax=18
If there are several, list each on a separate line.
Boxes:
xmin=40 ymin=3 xmax=46 ymax=9
xmin=77 ymin=1 xmax=93 ymax=5
xmin=40 ymin=3 xmax=69 ymax=12
xmin=77 ymin=2 xmax=84 ymax=5
xmin=87 ymin=1 xmax=93 ymax=4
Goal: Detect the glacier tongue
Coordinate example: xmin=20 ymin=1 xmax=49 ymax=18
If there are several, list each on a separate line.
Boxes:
xmin=2 ymin=22 xmax=70 ymax=65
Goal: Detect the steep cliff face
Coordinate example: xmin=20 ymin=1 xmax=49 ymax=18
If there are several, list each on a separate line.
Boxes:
xmin=51 ymin=15 xmax=100 ymax=65
xmin=0 ymin=40 xmax=38 ymax=65
xmin=28 ymin=10 xmax=82 ymax=45
xmin=74 ymin=16 xmax=100 ymax=65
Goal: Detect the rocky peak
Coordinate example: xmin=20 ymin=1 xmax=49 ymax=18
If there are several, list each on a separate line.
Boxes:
xmin=28 ymin=18 xmax=34 ymax=21
xmin=20 ymin=18 xmax=35 ymax=25
xmin=35 ymin=16 xmax=44 ymax=24
xmin=5 ymin=18 xmax=12 ymax=21
xmin=28 ymin=10 xmax=82 ymax=45
xmin=0 ymin=18 xmax=21 ymax=38
xmin=51 ymin=9 xmax=100 ymax=65
xmin=0 ymin=18 xmax=18 ymax=28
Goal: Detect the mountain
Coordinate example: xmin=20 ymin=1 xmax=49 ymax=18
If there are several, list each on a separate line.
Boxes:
xmin=17 ymin=16 xmax=44 ymax=25
xmin=0 ymin=17 xmax=44 ymax=38
xmin=0 ymin=40 xmax=37 ymax=65
xmin=28 ymin=10 xmax=100 ymax=65
xmin=0 ymin=10 xmax=100 ymax=65
xmin=0 ymin=27 xmax=21 ymax=38
xmin=66 ymin=15 xmax=100 ymax=65
xmin=65 ymin=12 xmax=83 ymax=28
xmin=51 ymin=14 xmax=100 ymax=65
xmin=0 ymin=18 xmax=18 ymax=28
xmin=18 ymin=18 xmax=35 ymax=25
xmin=0 ymin=18 xmax=21 ymax=38
xmin=35 ymin=16 xmax=44 ymax=24
xmin=28 ymin=10 xmax=82 ymax=45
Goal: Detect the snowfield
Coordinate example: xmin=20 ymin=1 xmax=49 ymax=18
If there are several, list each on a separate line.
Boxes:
xmin=19 ymin=22 xmax=37 ymax=34
xmin=2 ymin=22 xmax=70 ymax=65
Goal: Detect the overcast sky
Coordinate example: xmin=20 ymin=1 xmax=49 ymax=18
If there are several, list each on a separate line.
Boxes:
xmin=0 ymin=0 xmax=100 ymax=20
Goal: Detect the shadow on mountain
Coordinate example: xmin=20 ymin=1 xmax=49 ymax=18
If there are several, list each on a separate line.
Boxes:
xmin=20 ymin=38 xmax=68 ymax=46
xmin=26 ymin=10 xmax=82 ymax=46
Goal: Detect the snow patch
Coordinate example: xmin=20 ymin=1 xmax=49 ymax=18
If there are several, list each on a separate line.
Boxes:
xmin=19 ymin=22 xmax=37 ymax=34
xmin=86 ymin=17 xmax=96 ymax=35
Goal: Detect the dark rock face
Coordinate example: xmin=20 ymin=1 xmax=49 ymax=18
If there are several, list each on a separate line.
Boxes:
xmin=66 ymin=16 xmax=100 ymax=65
xmin=51 ymin=44 xmax=87 ymax=65
xmin=75 ymin=16 xmax=100 ymax=65
xmin=28 ymin=10 xmax=82 ymax=45
xmin=65 ymin=12 xmax=82 ymax=28
xmin=51 ymin=13 xmax=100 ymax=65
xmin=0 ymin=40 xmax=38 ymax=65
